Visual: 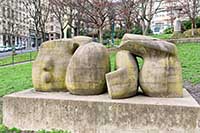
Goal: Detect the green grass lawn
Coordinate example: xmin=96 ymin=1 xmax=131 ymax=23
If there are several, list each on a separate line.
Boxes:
xmin=0 ymin=43 xmax=199 ymax=97
xmin=0 ymin=63 xmax=33 ymax=97
xmin=150 ymin=34 xmax=172 ymax=39
xmin=177 ymin=43 xmax=200 ymax=84
xmin=0 ymin=51 xmax=37 ymax=66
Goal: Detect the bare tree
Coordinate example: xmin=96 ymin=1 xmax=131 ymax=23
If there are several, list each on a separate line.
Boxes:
xmin=75 ymin=0 xmax=113 ymax=43
xmin=49 ymin=0 xmax=80 ymax=38
xmin=177 ymin=0 xmax=200 ymax=36
xmin=138 ymin=0 xmax=164 ymax=35
xmin=164 ymin=0 xmax=180 ymax=28
xmin=23 ymin=0 xmax=50 ymax=51
xmin=118 ymin=0 xmax=140 ymax=33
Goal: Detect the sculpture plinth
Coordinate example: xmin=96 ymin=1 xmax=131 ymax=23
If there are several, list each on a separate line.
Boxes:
xmin=3 ymin=89 xmax=200 ymax=133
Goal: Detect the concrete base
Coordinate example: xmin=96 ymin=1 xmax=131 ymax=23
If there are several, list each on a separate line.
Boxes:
xmin=3 ymin=89 xmax=200 ymax=133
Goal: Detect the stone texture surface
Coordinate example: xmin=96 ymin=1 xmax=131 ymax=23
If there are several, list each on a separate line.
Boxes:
xmin=106 ymin=50 xmax=138 ymax=99
xmin=32 ymin=37 xmax=92 ymax=92
xmin=66 ymin=42 xmax=110 ymax=95
xmin=3 ymin=89 xmax=200 ymax=133
xmin=72 ymin=36 xmax=93 ymax=47
xmin=32 ymin=39 xmax=77 ymax=92
xmin=120 ymin=34 xmax=183 ymax=97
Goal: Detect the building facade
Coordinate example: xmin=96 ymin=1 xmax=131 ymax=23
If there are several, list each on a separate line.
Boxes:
xmin=151 ymin=0 xmax=186 ymax=34
xmin=46 ymin=14 xmax=61 ymax=40
xmin=0 ymin=0 xmax=33 ymax=47
xmin=0 ymin=0 xmax=62 ymax=48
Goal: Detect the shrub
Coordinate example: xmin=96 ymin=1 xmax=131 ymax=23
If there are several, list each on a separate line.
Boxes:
xmin=196 ymin=17 xmax=200 ymax=28
xmin=0 ymin=125 xmax=71 ymax=133
xmin=163 ymin=27 xmax=173 ymax=34
xmin=182 ymin=20 xmax=191 ymax=31
xmin=114 ymin=28 xmax=126 ymax=39
xmin=131 ymin=26 xmax=143 ymax=34
xmin=103 ymin=29 xmax=111 ymax=40
xmin=182 ymin=17 xmax=200 ymax=31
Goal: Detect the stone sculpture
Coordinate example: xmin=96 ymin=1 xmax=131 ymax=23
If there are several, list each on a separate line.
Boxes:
xmin=119 ymin=34 xmax=183 ymax=97
xmin=72 ymin=36 xmax=93 ymax=47
xmin=32 ymin=36 xmax=92 ymax=92
xmin=106 ymin=50 xmax=138 ymax=99
xmin=32 ymin=39 xmax=77 ymax=91
xmin=66 ymin=42 xmax=110 ymax=95
xmin=32 ymin=34 xmax=183 ymax=98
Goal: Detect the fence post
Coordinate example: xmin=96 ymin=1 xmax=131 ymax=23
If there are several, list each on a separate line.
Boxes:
xmin=12 ymin=54 xmax=14 ymax=65
xmin=30 ymin=51 xmax=32 ymax=61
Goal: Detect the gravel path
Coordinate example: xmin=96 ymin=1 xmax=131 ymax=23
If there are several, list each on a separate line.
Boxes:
xmin=184 ymin=81 xmax=200 ymax=104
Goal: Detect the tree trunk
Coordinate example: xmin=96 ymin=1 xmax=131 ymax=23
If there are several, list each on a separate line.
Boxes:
xmin=126 ymin=21 xmax=132 ymax=33
xmin=35 ymin=34 xmax=39 ymax=52
xmin=61 ymin=28 xmax=64 ymax=38
xmin=143 ymin=21 xmax=151 ymax=35
xmin=191 ymin=18 xmax=196 ymax=36
xmin=99 ymin=27 xmax=103 ymax=44
xmin=141 ymin=20 xmax=146 ymax=35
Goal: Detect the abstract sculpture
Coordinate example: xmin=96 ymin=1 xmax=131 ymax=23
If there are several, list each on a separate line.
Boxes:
xmin=32 ymin=34 xmax=183 ymax=98
xmin=119 ymin=34 xmax=183 ymax=97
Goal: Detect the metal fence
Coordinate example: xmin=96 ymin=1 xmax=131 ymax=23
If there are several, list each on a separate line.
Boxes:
xmin=0 ymin=51 xmax=37 ymax=67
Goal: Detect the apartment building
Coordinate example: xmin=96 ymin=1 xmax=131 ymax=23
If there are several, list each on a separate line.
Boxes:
xmin=0 ymin=0 xmax=62 ymax=48
xmin=46 ymin=14 xmax=61 ymax=40
xmin=151 ymin=0 xmax=186 ymax=34
xmin=0 ymin=0 xmax=34 ymax=47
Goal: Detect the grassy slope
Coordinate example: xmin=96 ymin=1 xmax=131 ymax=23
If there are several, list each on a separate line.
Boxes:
xmin=0 ymin=43 xmax=199 ymax=96
xmin=0 ymin=63 xmax=33 ymax=97
xmin=177 ymin=43 xmax=200 ymax=84
xmin=0 ymin=52 xmax=37 ymax=66
xmin=150 ymin=34 xmax=172 ymax=39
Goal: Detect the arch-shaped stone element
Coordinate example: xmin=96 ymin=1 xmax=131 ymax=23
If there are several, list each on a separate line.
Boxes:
xmin=119 ymin=34 xmax=183 ymax=97
xmin=106 ymin=50 xmax=138 ymax=99
xmin=66 ymin=42 xmax=110 ymax=95
xmin=72 ymin=36 xmax=93 ymax=47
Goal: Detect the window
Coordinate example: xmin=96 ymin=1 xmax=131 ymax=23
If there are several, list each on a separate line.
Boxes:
xmin=2 ymin=7 xmax=5 ymax=17
xmin=50 ymin=17 xmax=54 ymax=22
xmin=51 ymin=26 xmax=54 ymax=31
xmin=7 ymin=8 xmax=10 ymax=18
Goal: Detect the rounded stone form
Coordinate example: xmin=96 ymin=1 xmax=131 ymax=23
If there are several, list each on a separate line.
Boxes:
xmin=66 ymin=42 xmax=110 ymax=95
xmin=32 ymin=39 xmax=77 ymax=92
